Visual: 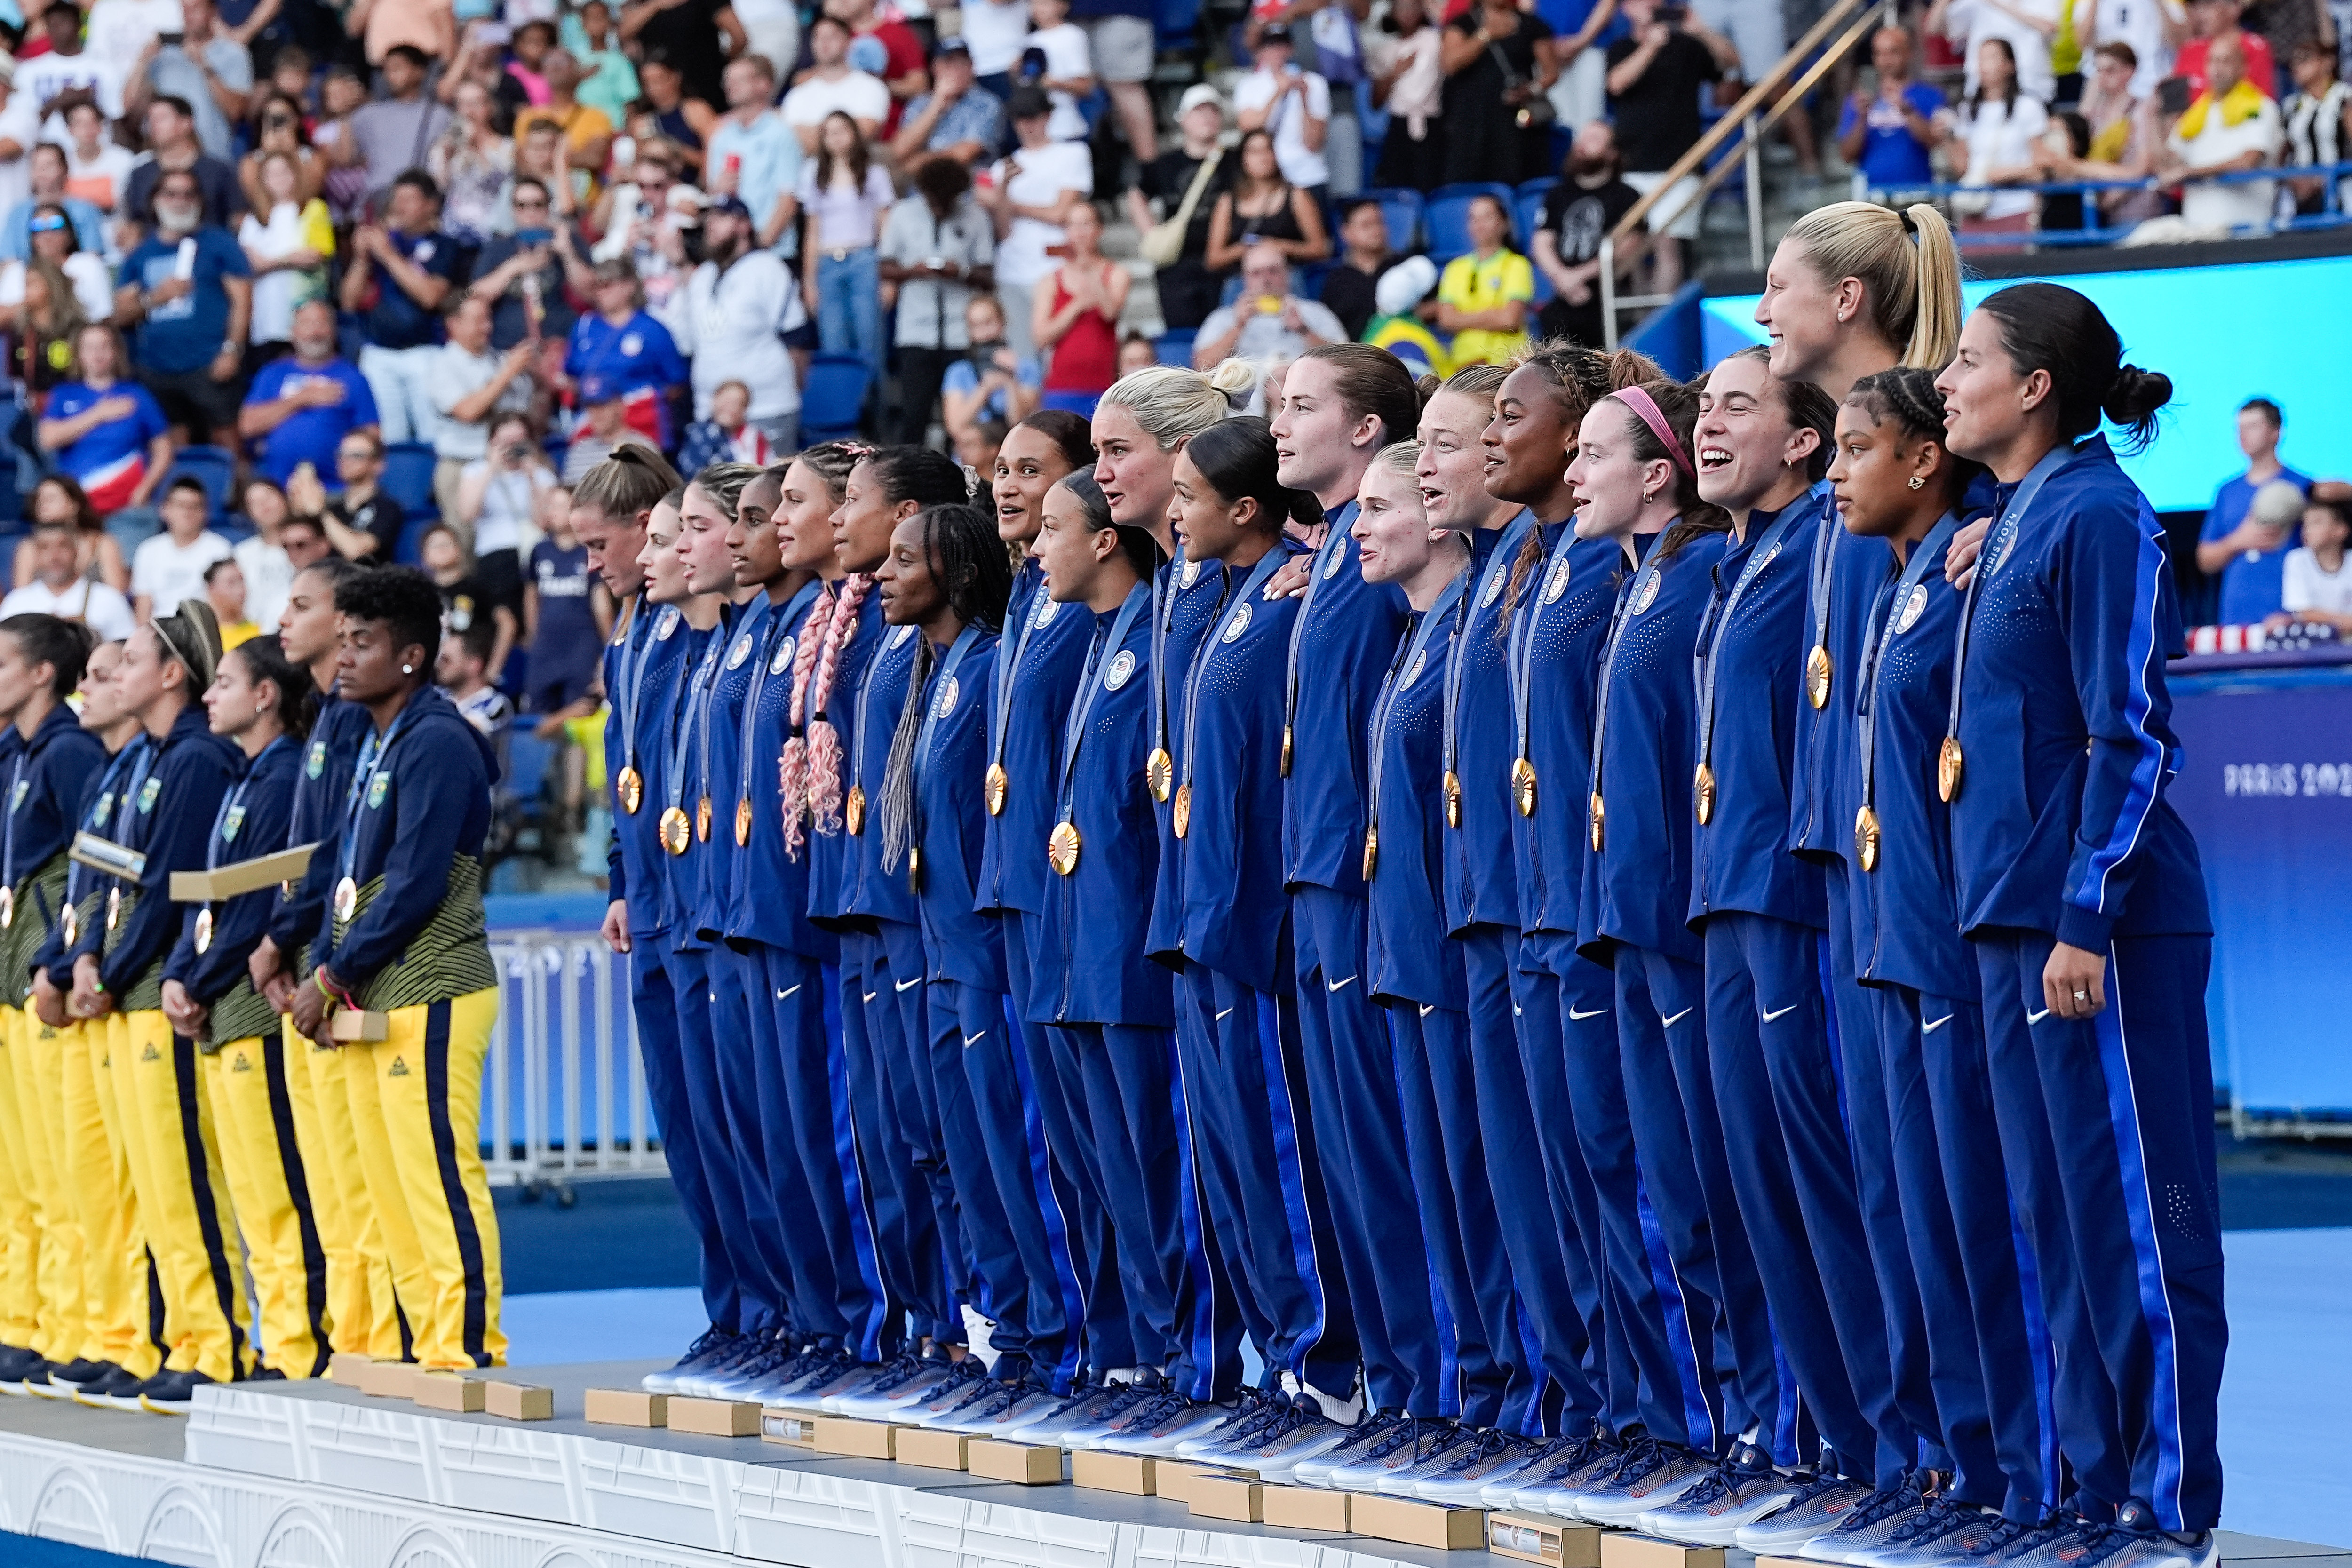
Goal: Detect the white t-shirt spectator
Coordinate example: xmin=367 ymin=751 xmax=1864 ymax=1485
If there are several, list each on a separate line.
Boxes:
xmin=130 ymin=528 xmax=233 ymax=616
xmin=20 ymin=55 xmax=127 ymax=146
xmin=462 ymin=462 xmax=555 ymax=558
xmin=961 ymin=0 xmax=1033 ymax=75
xmin=62 ymin=141 xmax=139 ymax=215
xmin=0 ymin=575 xmax=135 ymax=640
xmin=795 ymin=160 xmax=897 ymax=251
xmin=990 ymin=139 xmax=1093 ymax=288
xmin=1232 ymin=67 xmax=1334 ymax=190
xmin=1025 ymin=21 xmax=1094 ymax=141
xmin=2282 ymin=544 xmax=2352 ymax=616
xmin=2092 ymin=0 xmax=2172 ymax=96
xmin=670 ymin=250 xmax=806 ymax=423
xmin=1947 ymin=0 xmax=2059 ymax=104
xmin=431 ymin=342 xmax=534 ymax=463
xmin=0 ymin=253 xmax=119 ymax=324
xmin=2167 ymin=90 xmax=2282 ymax=229
xmin=782 ymin=70 xmax=892 ymax=137
xmin=1960 ymin=94 xmax=2050 ymax=221
xmin=87 ymin=0 xmax=186 ymax=78
xmin=0 ymin=90 xmax=40 ymax=222
xmin=234 ymin=533 xmax=294 ymax=632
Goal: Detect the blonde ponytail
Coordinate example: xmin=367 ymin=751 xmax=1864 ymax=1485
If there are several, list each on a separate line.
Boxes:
xmin=1900 ymin=203 xmax=1962 ymax=371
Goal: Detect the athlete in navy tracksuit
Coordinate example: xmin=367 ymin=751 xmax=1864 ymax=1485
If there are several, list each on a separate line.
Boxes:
xmin=1938 ymin=286 xmax=2220 ymax=1558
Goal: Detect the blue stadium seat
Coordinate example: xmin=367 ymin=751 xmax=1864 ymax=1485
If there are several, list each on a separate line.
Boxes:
xmin=800 ymin=354 xmax=871 ymax=444
xmin=166 ymin=445 xmax=237 ymax=521
xmin=380 ymin=442 xmax=438 ymax=523
xmin=1360 ymin=187 xmax=1424 ymax=253
xmin=1516 ymin=177 xmax=1558 ymax=205
xmin=1156 ymin=329 xmax=1197 ymax=367
xmin=1425 ymin=183 xmax=1517 ymax=260
xmin=394 ymin=512 xmax=440 ymax=566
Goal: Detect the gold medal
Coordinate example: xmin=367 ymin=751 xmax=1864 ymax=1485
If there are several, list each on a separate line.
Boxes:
xmin=907 ymin=845 xmax=923 ymax=892
xmin=332 ymin=876 xmax=358 ymax=923
xmin=1145 ymin=748 xmax=1173 ymax=802
xmin=1938 ymin=737 xmax=1965 ymax=803
xmin=1048 ymin=820 xmax=1081 ymax=876
xmin=617 ymin=765 xmax=644 ymax=815
xmin=1443 ymin=770 xmax=1462 ymax=829
xmin=1589 ymin=792 xmax=1606 ymax=853
xmin=660 ymin=807 xmax=691 ymax=855
xmin=105 ymin=885 xmax=121 ymax=931
xmin=1360 ymin=825 xmax=1379 ymax=882
xmin=846 ymin=784 xmax=867 ymax=835
xmin=1805 ymin=644 xmax=1832 ymax=710
xmin=61 ymin=902 xmax=77 ymax=947
xmin=695 ymin=796 xmax=713 ymax=843
xmin=1280 ymin=724 xmax=1293 ymax=778
xmin=1693 ymin=762 xmax=1717 ymax=826
xmin=194 ymin=907 xmax=214 ymax=955
xmin=984 ymin=763 xmax=1009 ymax=816
xmin=1511 ymin=757 xmax=1538 ymax=818
xmin=1173 ymin=782 xmax=1192 ymax=839
xmin=0 ymin=885 xmax=12 ymax=930
xmin=735 ymin=798 xmax=754 ymax=846
xmin=1855 ymin=804 xmax=1882 ymax=873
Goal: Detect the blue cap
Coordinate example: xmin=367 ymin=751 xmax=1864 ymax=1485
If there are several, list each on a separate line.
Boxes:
xmin=579 ymin=374 xmax=621 ymax=405
xmin=706 ymin=194 xmax=753 ymax=221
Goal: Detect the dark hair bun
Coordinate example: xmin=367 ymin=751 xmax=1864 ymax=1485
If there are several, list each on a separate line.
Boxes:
xmin=2103 ymin=364 xmax=2173 ymax=429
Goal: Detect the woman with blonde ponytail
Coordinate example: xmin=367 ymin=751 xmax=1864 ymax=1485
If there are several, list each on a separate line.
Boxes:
xmin=1758 ymin=200 xmax=1963 ymax=398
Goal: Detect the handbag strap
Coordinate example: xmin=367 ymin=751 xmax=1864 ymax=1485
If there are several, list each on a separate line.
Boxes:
xmin=1487 ymin=40 xmax=1526 ymax=90
xmin=1167 ymin=144 xmax=1224 ymax=235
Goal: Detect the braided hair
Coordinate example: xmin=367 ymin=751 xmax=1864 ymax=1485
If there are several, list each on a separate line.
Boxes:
xmin=688 ymin=461 xmax=763 ymax=522
xmin=1844 ymin=366 xmax=1985 ymax=502
xmin=781 ymin=444 xmax=865 ymax=857
xmin=877 ymin=503 xmax=1014 ymax=873
xmin=1502 ymin=343 xmax=1661 ymax=616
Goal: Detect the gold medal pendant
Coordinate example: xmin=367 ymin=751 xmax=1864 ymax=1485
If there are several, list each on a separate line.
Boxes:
xmin=1360 ymin=826 xmax=1379 ymax=882
xmin=105 ymin=885 xmax=121 ymax=931
xmin=1938 ymin=737 xmax=1965 ymax=803
xmin=907 ymin=845 xmax=923 ymax=892
xmin=1173 ymin=782 xmax=1193 ymax=839
xmin=194 ymin=907 xmax=214 ymax=955
xmin=0 ymin=885 xmax=13 ymax=930
xmin=660 ymin=807 xmax=691 ymax=855
xmin=1511 ymin=757 xmax=1538 ymax=818
xmin=1443 ymin=770 xmax=1462 ymax=829
xmin=695 ymin=796 xmax=713 ymax=843
xmin=617 ymin=765 xmax=644 ymax=815
xmin=1048 ymin=820 xmax=1081 ymax=876
xmin=735 ymin=798 xmax=754 ymax=847
xmin=1693 ymin=762 xmax=1717 ymax=826
xmin=1855 ymin=804 xmax=1883 ymax=873
xmin=1589 ymin=792 xmax=1606 ymax=853
xmin=846 ymin=784 xmax=868 ymax=836
xmin=984 ymin=763 xmax=1009 ymax=816
xmin=1279 ymin=724 xmax=1293 ymax=778
xmin=61 ymin=902 xmax=77 ymax=948
xmin=1144 ymin=748 xmax=1173 ymax=802
xmin=332 ymin=876 xmax=358 ymax=923
xmin=1805 ymin=644 xmax=1833 ymax=710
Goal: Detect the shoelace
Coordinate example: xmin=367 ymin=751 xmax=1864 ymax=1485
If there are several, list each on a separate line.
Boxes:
xmin=1886 ymin=1499 xmax=1973 ymax=1546
xmin=1838 ymin=1485 xmax=1925 ymax=1534
xmin=1605 ymin=1436 xmax=1669 ymax=1489
xmin=2060 ymin=1523 xmax=2141 ymax=1568
xmin=1081 ymin=1383 xmax=1152 ymax=1425
xmin=1963 ymin=1515 xmax=2064 ymax=1560
xmin=922 ymin=1360 xmax=988 ymax=1407
xmin=676 ymin=1326 xmax=732 ymax=1365
xmin=1775 ymin=1471 xmax=1859 ymax=1514
xmin=857 ymin=1353 xmax=931 ymax=1394
xmin=1670 ymin=1469 xmax=1738 ymax=1507
xmin=1201 ymin=1391 xmax=1277 ymax=1447
xmin=1328 ymin=1409 xmax=1405 ymax=1457
xmin=1036 ymin=1381 xmax=1104 ymax=1421
xmin=1534 ymin=1433 xmax=1610 ymax=1482
xmin=1124 ymin=1389 xmax=1193 ymax=1433
xmin=1444 ymin=1428 xmax=1518 ymax=1473
xmin=1357 ymin=1415 xmax=1429 ymax=1463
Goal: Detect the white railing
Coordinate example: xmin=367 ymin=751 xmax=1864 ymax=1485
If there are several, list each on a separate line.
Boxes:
xmin=481 ymin=933 xmax=665 ymax=1194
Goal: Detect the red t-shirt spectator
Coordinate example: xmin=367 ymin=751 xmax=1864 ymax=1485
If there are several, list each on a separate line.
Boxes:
xmin=860 ymin=19 xmax=928 ymax=133
xmin=2177 ymin=31 xmax=2277 ymax=97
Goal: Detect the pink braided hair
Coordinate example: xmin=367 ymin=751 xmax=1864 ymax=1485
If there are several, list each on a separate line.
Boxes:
xmin=803 ymin=573 xmax=872 ymax=836
xmin=778 ymin=581 xmax=835 ymax=860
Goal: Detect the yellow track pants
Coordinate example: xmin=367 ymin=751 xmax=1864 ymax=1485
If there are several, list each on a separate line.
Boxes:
xmin=0 ymin=1005 xmax=38 ymax=1350
xmin=115 ymin=1011 xmax=250 ymax=1384
xmin=293 ymin=1016 xmax=404 ymax=1363
xmin=13 ymin=1009 xmax=86 ymax=1362
xmin=207 ymin=1035 xmax=331 ymax=1378
xmin=82 ymin=1015 xmax=160 ymax=1378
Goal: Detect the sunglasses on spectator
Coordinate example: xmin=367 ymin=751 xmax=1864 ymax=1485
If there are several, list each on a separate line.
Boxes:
xmin=28 ymin=214 xmax=66 ymax=233
xmin=338 ymin=446 xmax=374 ymax=462
xmin=514 ymin=195 xmax=549 ymax=209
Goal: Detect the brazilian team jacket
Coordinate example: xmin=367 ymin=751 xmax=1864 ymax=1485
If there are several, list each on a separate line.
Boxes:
xmin=1149 ymin=540 xmax=1310 ymax=992
xmin=75 ymin=707 xmax=240 ymax=1008
xmin=37 ymin=736 xmax=148 ymax=990
xmin=1281 ymin=501 xmax=1410 ymax=900
xmin=976 ymin=558 xmax=1095 ymax=929
xmin=730 ymin=581 xmax=833 ymax=959
xmin=270 ymin=693 xmax=368 ymax=963
xmin=837 ymin=619 xmax=925 ymax=931
xmin=806 ymin=589 xmax=887 ymax=932
xmin=321 ymin=686 xmax=500 ymax=1009
xmin=1366 ymin=581 xmax=1468 ymax=1012
xmin=164 ymin=734 xmax=300 ymax=1043
xmin=1948 ymin=437 xmax=2209 ymax=948
xmin=1034 ymin=585 xmax=1173 ymax=1029
xmin=1687 ymin=487 xmax=1833 ymax=931
xmin=1508 ymin=527 xmax=1625 ymax=938
xmin=1839 ymin=521 xmax=1979 ymax=1001
xmin=605 ymin=599 xmax=698 ymax=939
xmin=1443 ymin=512 xmax=1535 ymax=936
xmin=911 ymin=630 xmax=1006 ymax=987
xmin=0 ymin=706 xmax=104 ymax=1007
xmin=1576 ymin=529 xmax=1729 ymax=966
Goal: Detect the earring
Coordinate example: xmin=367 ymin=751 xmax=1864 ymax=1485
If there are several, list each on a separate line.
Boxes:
xmin=1907 ymin=475 xmax=1925 ymax=491
xmin=401 ymin=663 xmax=414 ymax=675
xmin=1640 ymin=489 xmax=1658 ymax=505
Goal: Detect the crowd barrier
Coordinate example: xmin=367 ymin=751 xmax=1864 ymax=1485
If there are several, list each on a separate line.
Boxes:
xmin=1864 ymin=159 xmax=2352 ymax=249
xmin=480 ymin=933 xmax=665 ymax=1196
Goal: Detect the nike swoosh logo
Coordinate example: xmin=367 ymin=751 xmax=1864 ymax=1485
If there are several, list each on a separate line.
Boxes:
xmin=2026 ymin=1007 xmax=2051 ymax=1025
xmin=1328 ymin=975 xmax=1356 ymax=992
xmin=896 ymin=977 xmax=923 ymax=992
xmin=1568 ymin=1006 xmax=1610 ymax=1021
xmin=862 ymin=992 xmax=878 ymax=1004
xmin=1923 ymin=1013 xmax=1953 ymax=1034
xmin=1661 ymin=1007 xmax=1692 ymax=1028
xmin=963 ymin=1031 xmax=986 ymax=1047
xmin=776 ymin=985 xmax=801 ymax=1001
xmin=1215 ymin=1007 xmax=1233 ymax=1021
xmin=1760 ymin=1003 xmax=1799 ymax=1022
xmin=1418 ymin=1004 xmax=1435 ymax=1019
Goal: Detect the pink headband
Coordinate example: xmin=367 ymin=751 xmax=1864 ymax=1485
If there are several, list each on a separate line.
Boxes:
xmin=1610 ymin=387 xmax=1695 ymax=478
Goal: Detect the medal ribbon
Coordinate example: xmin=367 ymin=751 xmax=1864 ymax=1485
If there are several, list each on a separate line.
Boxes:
xmin=65 ymin=740 xmax=146 ymax=909
xmin=739 ymin=581 xmax=824 ymax=817
xmin=1057 ymin=583 xmax=1151 ymax=824
xmin=1695 ymin=486 xmax=1822 ymax=776
xmin=1178 ymin=547 xmax=1293 ymax=799
xmin=336 ymin=705 xmax=423 ymax=899
xmin=1945 ymin=444 xmax=2076 ymax=750
xmin=203 ymin=735 xmax=288 ymax=932
xmin=1507 ymin=517 xmax=1574 ymax=773
xmin=853 ymin=626 xmax=919 ymax=796
xmin=1858 ymin=514 xmax=1962 ymax=817
xmin=1281 ymin=502 xmax=1357 ymax=763
xmin=1583 ymin=535 xmax=1669 ymax=837
xmin=990 ymin=561 xmax=1051 ymax=776
xmin=1150 ymin=547 xmax=1205 ymax=765
xmin=1806 ymin=477 xmax=1843 ymax=681
xmin=1367 ymin=573 xmax=1464 ymax=850
xmin=908 ymin=624 xmax=983 ymax=865
xmin=0 ymin=749 xmax=25 ymax=893
xmin=667 ymin=628 xmax=726 ymax=815
xmin=615 ymin=596 xmax=658 ymax=775
xmin=1451 ymin=510 xmax=1534 ymax=788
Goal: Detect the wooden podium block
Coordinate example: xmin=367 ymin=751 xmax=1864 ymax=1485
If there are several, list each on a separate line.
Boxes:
xmin=585 ymin=1388 xmax=667 ymax=1427
xmin=357 ymin=1361 xmax=417 ymax=1399
xmin=329 ymin=1008 xmax=390 ymax=1043
xmin=969 ymin=1439 xmax=1062 ymax=1484
xmin=1071 ymin=1449 xmax=1155 ymax=1495
xmin=894 ymin=1426 xmax=971 ymax=1471
xmin=668 ymin=1397 xmax=761 ymax=1437
xmin=1156 ymin=1461 xmax=1258 ymax=1503
xmin=1262 ymin=1484 xmax=1351 ymax=1531
xmin=327 ymin=1351 xmax=373 ymax=1385
xmin=411 ymin=1373 xmax=485 ymax=1413
xmin=1599 ymin=1536 xmax=1724 ymax=1568
xmin=814 ymin=1417 xmax=901 ymax=1458
xmin=484 ymin=1382 xmax=553 ymax=1421
xmin=1755 ymin=1557 xmax=1819 ymax=1568
xmin=1348 ymin=1493 xmax=1487 ymax=1550
xmin=1187 ymin=1475 xmax=1264 ymax=1522
xmin=761 ymin=1408 xmax=822 ymax=1447
xmin=1489 ymin=1513 xmax=1603 ymax=1567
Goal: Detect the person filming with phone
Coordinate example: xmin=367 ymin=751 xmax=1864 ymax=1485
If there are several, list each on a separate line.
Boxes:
xmin=1190 ymin=242 xmax=1344 ymax=371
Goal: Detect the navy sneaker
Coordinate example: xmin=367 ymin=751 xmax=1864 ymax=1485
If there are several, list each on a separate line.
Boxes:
xmin=643 ymin=1327 xmax=744 ymax=1395
xmin=1637 ymin=1441 xmax=1804 ymax=1544
xmin=1736 ymin=1474 xmax=1878 ymax=1553
xmin=705 ymin=1337 xmax=804 ymax=1401
xmin=2005 ymin=1505 xmax=2217 ymax=1568
xmin=937 ymin=1378 xmax=1065 ymax=1436
xmin=1173 ymin=1387 xmax=1280 ymax=1459
xmin=1850 ymin=1499 xmax=2015 ymax=1568
xmin=826 ymin=1351 xmax=959 ymax=1419
xmin=0 ymin=1345 xmax=47 ymax=1395
xmin=1290 ymin=1407 xmax=1408 ymax=1488
xmin=74 ymin=1364 xmax=151 ymax=1411
xmin=1093 ymin=1391 xmax=1236 ymax=1456
xmin=140 ymin=1368 xmax=218 ymax=1415
xmin=1236 ymin=1398 xmax=1356 ymax=1476
xmin=1413 ymin=1428 xmax=1549 ymax=1505
xmin=39 ymin=1359 xmax=114 ymax=1400
xmin=1323 ymin=1416 xmax=1459 ymax=1492
xmin=1798 ymin=1479 xmax=1929 ymax=1563
xmin=1574 ymin=1437 xmax=1715 ymax=1526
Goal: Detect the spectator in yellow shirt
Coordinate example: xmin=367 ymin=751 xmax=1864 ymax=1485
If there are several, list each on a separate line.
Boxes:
xmin=1434 ymin=194 xmax=1534 ymax=367
xmin=205 ymin=558 xmax=261 ymax=650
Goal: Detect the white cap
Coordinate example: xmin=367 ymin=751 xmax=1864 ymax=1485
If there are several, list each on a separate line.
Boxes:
xmin=2252 ymin=477 xmax=2306 ymax=529
xmin=1178 ymin=83 xmax=1226 ymax=119
xmin=1375 ymin=255 xmax=1438 ymax=319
